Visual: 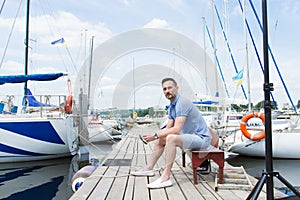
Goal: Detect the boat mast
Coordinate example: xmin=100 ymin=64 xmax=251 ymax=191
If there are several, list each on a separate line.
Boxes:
xmin=202 ymin=17 xmax=208 ymax=96
xmin=210 ymin=0 xmax=219 ymax=99
xmin=87 ymin=36 xmax=94 ymax=110
xmin=24 ymin=0 xmax=30 ymax=96
xmin=243 ymin=0 xmax=251 ymax=111
xmin=132 ymin=57 xmax=136 ymax=117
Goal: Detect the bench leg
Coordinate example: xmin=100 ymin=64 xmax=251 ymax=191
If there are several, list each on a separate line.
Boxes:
xmin=218 ymin=166 xmax=224 ymax=184
xmin=182 ymin=151 xmax=186 ymax=168
xmin=211 ymin=153 xmax=224 ymax=184
xmin=193 ymin=168 xmax=198 ymax=184
xmin=191 ymin=153 xmax=206 ymax=185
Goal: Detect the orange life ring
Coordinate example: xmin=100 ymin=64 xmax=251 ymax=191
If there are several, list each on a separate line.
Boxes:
xmin=240 ymin=112 xmax=265 ymax=141
xmin=65 ymin=95 xmax=72 ymax=114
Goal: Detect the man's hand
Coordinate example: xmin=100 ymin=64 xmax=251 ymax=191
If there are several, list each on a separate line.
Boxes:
xmin=142 ymin=134 xmax=156 ymax=143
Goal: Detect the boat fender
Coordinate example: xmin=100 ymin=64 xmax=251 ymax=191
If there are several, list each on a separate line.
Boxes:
xmin=72 ymin=177 xmax=85 ymax=192
xmin=71 ymin=165 xmax=96 ymax=192
xmin=65 ymin=95 xmax=72 ymax=114
xmin=240 ymin=112 xmax=265 ymax=141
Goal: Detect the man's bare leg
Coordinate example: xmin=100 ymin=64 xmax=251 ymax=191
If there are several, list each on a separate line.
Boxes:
xmin=146 ymin=138 xmax=166 ymax=170
xmin=160 ymin=135 xmax=182 ymax=181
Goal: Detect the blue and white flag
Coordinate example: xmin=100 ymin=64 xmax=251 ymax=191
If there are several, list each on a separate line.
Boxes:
xmin=51 ymin=37 xmax=66 ymax=46
xmin=232 ymin=69 xmax=244 ymax=86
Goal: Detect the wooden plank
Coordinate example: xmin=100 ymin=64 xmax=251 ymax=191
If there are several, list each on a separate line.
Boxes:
xmin=105 ymin=135 xmax=131 ymax=200
xmin=106 ymin=131 xmax=138 ymax=199
xmin=88 ymin=166 xmax=119 ymax=199
xmin=123 ymin=174 xmax=135 ymax=200
xmin=105 ymin=136 xmax=128 ymax=159
xmin=133 ymin=177 xmax=150 ymax=200
xmin=105 ymin=166 xmax=130 ymax=200
xmin=122 ymin=133 xmax=138 ymax=200
xmin=172 ymin=168 xmax=206 ymax=200
xmin=131 ymin=127 xmax=150 ymax=200
xmin=124 ymin=134 xmax=136 ymax=159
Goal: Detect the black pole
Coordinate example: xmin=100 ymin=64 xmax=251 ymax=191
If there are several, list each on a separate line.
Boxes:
xmin=24 ymin=0 xmax=30 ymax=96
xmin=247 ymin=1 xmax=300 ymax=199
xmin=262 ymin=0 xmax=274 ymax=198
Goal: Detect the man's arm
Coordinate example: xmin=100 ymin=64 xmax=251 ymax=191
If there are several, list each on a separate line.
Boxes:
xmin=142 ymin=116 xmax=186 ymax=143
xmin=157 ymin=116 xmax=186 ymax=138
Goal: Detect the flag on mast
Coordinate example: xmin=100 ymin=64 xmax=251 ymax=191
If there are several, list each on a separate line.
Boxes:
xmin=51 ymin=37 xmax=66 ymax=46
xmin=232 ymin=69 xmax=244 ymax=86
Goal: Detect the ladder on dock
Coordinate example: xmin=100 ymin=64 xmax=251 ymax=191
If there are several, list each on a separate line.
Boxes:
xmin=215 ymin=166 xmax=253 ymax=191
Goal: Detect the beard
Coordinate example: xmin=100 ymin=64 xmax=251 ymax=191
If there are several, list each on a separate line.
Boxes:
xmin=165 ymin=93 xmax=174 ymax=100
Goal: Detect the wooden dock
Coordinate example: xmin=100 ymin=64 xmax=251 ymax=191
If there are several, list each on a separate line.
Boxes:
xmin=70 ymin=124 xmax=287 ymax=200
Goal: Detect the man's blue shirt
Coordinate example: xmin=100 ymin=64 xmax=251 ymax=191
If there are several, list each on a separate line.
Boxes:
xmin=168 ymin=94 xmax=210 ymax=139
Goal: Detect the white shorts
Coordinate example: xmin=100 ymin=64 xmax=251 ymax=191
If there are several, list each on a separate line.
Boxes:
xmin=180 ymin=134 xmax=211 ymax=150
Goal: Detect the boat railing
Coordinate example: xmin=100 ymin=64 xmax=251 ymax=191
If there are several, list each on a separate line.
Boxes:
xmin=0 ymin=94 xmax=72 ymax=118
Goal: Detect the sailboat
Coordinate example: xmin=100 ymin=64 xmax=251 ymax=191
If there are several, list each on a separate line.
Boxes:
xmin=216 ymin=1 xmax=300 ymax=159
xmin=225 ymin=112 xmax=300 ymax=159
xmin=0 ymin=0 xmax=78 ymax=163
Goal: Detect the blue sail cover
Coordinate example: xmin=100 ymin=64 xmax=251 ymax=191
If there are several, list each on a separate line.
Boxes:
xmin=23 ymin=89 xmax=50 ymax=107
xmin=0 ymin=73 xmax=64 ymax=85
xmin=193 ymin=100 xmax=218 ymax=105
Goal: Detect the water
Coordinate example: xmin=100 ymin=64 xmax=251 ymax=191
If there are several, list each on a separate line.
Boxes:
xmin=226 ymin=153 xmax=300 ymax=194
xmin=0 ymin=142 xmax=115 ymax=200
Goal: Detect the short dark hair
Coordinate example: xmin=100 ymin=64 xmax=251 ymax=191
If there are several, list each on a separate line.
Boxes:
xmin=162 ymin=78 xmax=177 ymax=86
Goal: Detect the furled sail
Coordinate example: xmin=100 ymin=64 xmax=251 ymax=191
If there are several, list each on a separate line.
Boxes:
xmin=0 ymin=73 xmax=65 ymax=85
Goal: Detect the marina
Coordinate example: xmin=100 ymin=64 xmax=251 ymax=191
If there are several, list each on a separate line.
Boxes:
xmin=70 ymin=124 xmax=288 ymax=200
xmin=1 ymin=0 xmax=300 ymax=199
xmin=0 ymin=123 xmax=299 ymax=199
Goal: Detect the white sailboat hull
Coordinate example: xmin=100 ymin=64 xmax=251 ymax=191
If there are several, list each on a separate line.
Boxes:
xmin=228 ymin=130 xmax=300 ymax=159
xmin=0 ymin=115 xmax=78 ymax=163
xmin=88 ymin=123 xmax=114 ymax=143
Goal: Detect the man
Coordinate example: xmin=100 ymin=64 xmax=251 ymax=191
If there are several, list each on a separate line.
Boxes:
xmin=131 ymin=78 xmax=212 ymax=189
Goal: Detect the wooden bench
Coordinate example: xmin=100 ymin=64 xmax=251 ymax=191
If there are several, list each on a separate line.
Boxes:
xmin=182 ymin=129 xmax=224 ymax=184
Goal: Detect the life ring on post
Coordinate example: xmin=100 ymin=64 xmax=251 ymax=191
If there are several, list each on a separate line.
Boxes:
xmin=65 ymin=79 xmax=73 ymax=114
xmin=65 ymin=95 xmax=73 ymax=114
xmin=240 ymin=112 xmax=265 ymax=141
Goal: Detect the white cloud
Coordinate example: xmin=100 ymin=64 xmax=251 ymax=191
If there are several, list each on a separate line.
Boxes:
xmin=29 ymin=11 xmax=112 ymax=47
xmin=143 ymin=18 xmax=169 ymax=29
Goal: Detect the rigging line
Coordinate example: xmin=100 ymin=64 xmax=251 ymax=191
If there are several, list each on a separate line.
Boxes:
xmin=237 ymin=0 xmax=277 ymax=109
xmin=248 ymin=0 xmax=296 ymax=113
xmin=0 ymin=0 xmax=23 ymax=69
xmin=205 ymin=25 xmax=230 ymax=99
xmin=65 ymin=45 xmax=78 ymax=74
xmin=214 ymin=4 xmax=248 ymax=100
xmin=0 ymin=0 xmax=6 ymax=15
xmin=37 ymin=0 xmax=78 ymax=74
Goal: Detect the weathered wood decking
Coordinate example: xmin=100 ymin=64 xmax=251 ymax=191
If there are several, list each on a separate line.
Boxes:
xmin=70 ymin=124 xmax=287 ymax=200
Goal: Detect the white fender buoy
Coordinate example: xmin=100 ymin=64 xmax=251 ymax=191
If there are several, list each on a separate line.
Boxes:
xmin=71 ymin=165 xmax=96 ymax=192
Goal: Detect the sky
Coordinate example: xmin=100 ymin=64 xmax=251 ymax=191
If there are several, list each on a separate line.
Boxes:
xmin=0 ymin=0 xmax=300 ymax=111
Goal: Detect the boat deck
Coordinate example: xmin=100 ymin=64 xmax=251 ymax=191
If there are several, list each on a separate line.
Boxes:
xmin=70 ymin=124 xmax=287 ymax=200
